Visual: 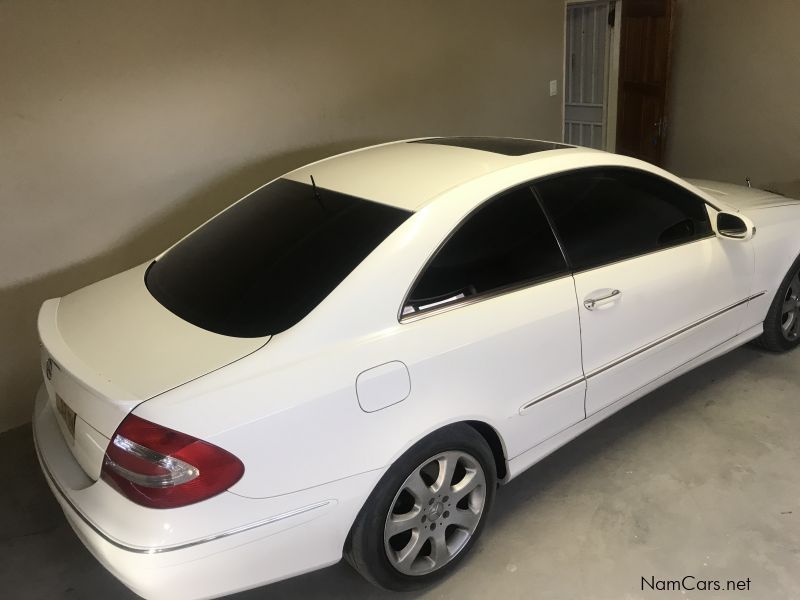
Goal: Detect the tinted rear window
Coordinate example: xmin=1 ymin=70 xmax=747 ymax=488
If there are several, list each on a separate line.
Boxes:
xmin=146 ymin=178 xmax=412 ymax=337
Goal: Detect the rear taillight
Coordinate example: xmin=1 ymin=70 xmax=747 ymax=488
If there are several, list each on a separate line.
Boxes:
xmin=101 ymin=414 xmax=244 ymax=509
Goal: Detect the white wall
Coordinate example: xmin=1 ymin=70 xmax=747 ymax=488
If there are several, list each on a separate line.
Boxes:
xmin=0 ymin=0 xmax=566 ymax=431
xmin=665 ymin=0 xmax=800 ymax=197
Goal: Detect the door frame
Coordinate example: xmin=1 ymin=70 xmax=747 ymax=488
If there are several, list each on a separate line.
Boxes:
xmin=561 ymin=0 xmax=622 ymax=152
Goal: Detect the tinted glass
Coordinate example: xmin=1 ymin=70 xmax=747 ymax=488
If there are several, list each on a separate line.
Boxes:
xmin=404 ymin=186 xmax=568 ymax=314
xmin=535 ymin=168 xmax=713 ymax=272
xmin=412 ymin=137 xmax=572 ymax=156
xmin=146 ymin=178 xmax=411 ymax=337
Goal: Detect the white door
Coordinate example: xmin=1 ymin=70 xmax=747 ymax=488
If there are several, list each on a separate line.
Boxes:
xmin=564 ymin=0 xmax=611 ymax=149
xmin=535 ymin=167 xmax=754 ymax=415
xmin=398 ymin=185 xmax=585 ymax=458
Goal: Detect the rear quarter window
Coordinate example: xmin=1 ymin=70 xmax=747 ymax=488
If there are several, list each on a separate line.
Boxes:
xmin=403 ymin=185 xmax=568 ymax=316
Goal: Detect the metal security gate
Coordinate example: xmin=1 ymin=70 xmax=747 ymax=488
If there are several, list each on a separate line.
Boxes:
xmin=564 ymin=1 xmax=611 ymax=149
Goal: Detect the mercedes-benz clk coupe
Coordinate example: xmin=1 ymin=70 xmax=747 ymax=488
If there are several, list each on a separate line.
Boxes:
xmin=33 ymin=137 xmax=800 ymax=599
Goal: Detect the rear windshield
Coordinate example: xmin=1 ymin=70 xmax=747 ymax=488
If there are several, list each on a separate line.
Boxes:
xmin=146 ymin=178 xmax=412 ymax=337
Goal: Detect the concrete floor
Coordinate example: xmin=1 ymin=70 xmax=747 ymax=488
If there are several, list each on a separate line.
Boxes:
xmin=1 ymin=344 xmax=798 ymax=600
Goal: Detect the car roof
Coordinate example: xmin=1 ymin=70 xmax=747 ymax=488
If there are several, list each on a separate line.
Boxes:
xmin=283 ymin=137 xmax=605 ymax=211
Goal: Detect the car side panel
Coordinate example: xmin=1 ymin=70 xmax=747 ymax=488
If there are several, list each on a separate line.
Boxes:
xmin=740 ymin=205 xmax=800 ymax=327
xmin=395 ymin=276 xmax=586 ymax=460
xmin=138 ymin=276 xmax=584 ymax=499
xmin=577 ymin=236 xmax=753 ymax=416
xmin=507 ymin=322 xmax=764 ymax=480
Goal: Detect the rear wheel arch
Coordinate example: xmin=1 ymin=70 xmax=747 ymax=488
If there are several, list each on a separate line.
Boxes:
xmin=344 ymin=421 xmax=498 ymax=589
xmin=464 ymin=420 xmax=508 ymax=482
xmin=345 ymin=419 xmax=508 ymax=547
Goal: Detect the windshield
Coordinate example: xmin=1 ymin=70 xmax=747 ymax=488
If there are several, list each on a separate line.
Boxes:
xmin=146 ymin=178 xmax=412 ymax=337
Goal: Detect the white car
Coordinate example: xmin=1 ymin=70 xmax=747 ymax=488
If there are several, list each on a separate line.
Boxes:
xmin=34 ymin=137 xmax=800 ymax=599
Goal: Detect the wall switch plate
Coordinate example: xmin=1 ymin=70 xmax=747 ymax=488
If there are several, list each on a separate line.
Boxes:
xmin=549 ymin=80 xmax=558 ymax=96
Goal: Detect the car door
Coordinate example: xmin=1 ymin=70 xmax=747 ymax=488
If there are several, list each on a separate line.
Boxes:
xmin=534 ymin=167 xmax=754 ymax=416
xmin=398 ymin=184 xmax=586 ymax=459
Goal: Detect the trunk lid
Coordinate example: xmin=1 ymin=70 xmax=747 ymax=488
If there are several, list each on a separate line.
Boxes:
xmin=687 ymin=178 xmax=800 ymax=211
xmin=38 ymin=262 xmax=269 ymax=479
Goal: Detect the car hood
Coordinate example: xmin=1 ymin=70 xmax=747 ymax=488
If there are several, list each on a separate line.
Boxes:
xmin=40 ymin=262 xmax=269 ymax=435
xmin=686 ymin=178 xmax=800 ymax=212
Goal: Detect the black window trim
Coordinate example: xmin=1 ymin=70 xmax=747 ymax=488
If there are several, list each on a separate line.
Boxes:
xmin=531 ymin=165 xmax=720 ymax=276
xmin=397 ymin=181 xmax=572 ymax=323
xmin=398 ymin=166 xmax=721 ymax=324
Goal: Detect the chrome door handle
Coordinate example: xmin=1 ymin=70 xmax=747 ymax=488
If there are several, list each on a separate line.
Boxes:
xmin=584 ymin=289 xmax=621 ymax=310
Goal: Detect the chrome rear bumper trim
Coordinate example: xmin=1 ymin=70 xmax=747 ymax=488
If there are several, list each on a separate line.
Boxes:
xmin=32 ymin=417 xmax=330 ymax=554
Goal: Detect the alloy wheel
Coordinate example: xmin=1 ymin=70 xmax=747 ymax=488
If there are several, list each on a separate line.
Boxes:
xmin=383 ymin=450 xmax=486 ymax=576
xmin=781 ymin=270 xmax=800 ymax=341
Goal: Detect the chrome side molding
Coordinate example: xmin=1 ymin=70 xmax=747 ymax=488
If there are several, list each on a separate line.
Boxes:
xmin=520 ymin=291 xmax=766 ymax=412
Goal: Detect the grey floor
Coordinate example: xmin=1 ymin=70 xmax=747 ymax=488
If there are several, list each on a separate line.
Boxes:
xmin=1 ymin=344 xmax=798 ymax=600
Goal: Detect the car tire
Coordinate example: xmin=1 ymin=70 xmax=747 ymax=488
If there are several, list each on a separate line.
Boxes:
xmin=754 ymin=253 xmax=800 ymax=352
xmin=345 ymin=423 xmax=497 ymax=591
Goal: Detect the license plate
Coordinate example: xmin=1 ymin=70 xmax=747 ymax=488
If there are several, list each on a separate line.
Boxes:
xmin=55 ymin=395 xmax=77 ymax=439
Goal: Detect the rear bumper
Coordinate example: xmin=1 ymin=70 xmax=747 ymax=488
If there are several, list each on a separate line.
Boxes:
xmin=33 ymin=384 xmax=381 ymax=600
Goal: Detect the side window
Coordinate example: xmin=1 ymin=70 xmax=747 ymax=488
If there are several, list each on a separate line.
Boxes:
xmin=403 ymin=186 xmax=568 ymax=315
xmin=534 ymin=168 xmax=713 ymax=272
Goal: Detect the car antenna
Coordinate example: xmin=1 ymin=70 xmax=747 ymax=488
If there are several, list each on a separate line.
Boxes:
xmin=310 ymin=174 xmax=325 ymax=209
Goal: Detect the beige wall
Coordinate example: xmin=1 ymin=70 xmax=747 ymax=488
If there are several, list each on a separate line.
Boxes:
xmin=665 ymin=0 xmax=800 ymax=197
xmin=0 ymin=0 xmax=566 ymax=431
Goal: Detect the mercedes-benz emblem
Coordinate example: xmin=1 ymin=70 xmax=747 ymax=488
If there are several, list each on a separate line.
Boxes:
xmin=46 ymin=358 xmax=54 ymax=381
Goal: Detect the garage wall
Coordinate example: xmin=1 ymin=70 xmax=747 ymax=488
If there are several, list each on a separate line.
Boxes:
xmin=665 ymin=0 xmax=800 ymax=197
xmin=0 ymin=0 xmax=566 ymax=432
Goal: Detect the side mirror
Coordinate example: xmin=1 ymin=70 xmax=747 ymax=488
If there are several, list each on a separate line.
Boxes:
xmin=716 ymin=212 xmax=755 ymax=241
